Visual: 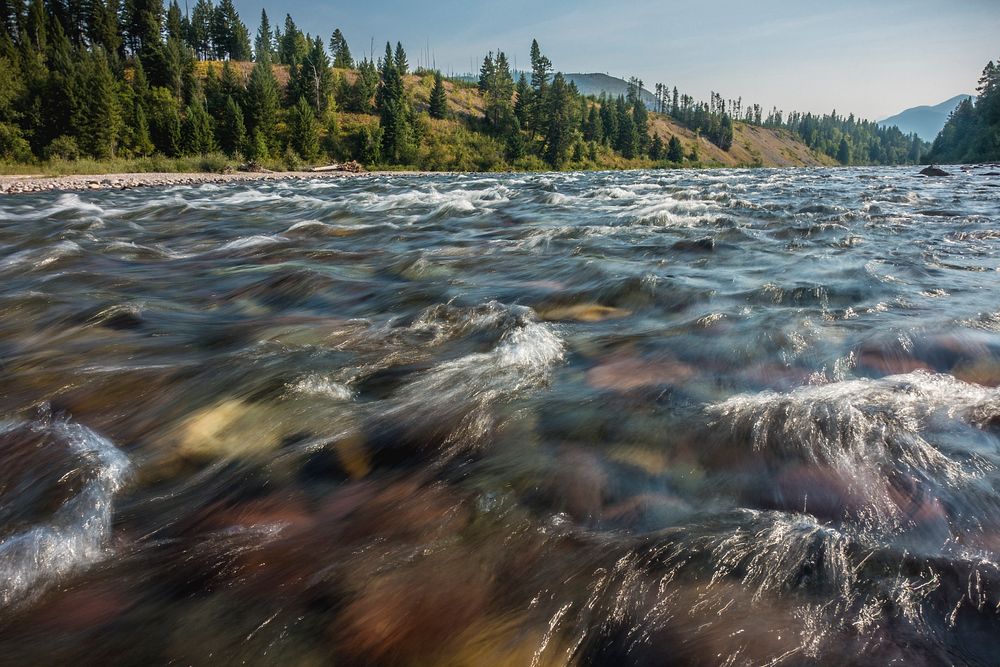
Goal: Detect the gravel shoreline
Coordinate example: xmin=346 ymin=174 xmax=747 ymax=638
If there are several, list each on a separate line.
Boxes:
xmin=0 ymin=170 xmax=420 ymax=195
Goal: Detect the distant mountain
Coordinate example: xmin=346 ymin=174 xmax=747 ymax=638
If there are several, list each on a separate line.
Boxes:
xmin=565 ymin=73 xmax=658 ymax=109
xmin=878 ymin=95 xmax=976 ymax=141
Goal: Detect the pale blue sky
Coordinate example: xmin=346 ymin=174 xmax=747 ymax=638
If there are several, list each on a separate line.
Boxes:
xmin=231 ymin=0 xmax=1000 ymax=120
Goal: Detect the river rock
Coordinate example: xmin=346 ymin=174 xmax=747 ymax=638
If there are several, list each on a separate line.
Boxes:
xmin=538 ymin=303 xmax=631 ymax=322
xmin=174 ymin=399 xmax=286 ymax=462
xmin=920 ymin=166 xmax=951 ymax=177
xmin=586 ymin=356 xmax=696 ymax=392
xmin=671 ymin=236 xmax=716 ymax=252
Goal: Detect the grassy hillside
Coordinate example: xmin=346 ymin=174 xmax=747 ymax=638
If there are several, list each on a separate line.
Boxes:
xmin=233 ymin=63 xmax=834 ymax=171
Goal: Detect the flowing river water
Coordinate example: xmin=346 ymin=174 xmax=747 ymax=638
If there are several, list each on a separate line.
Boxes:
xmin=0 ymin=166 xmax=999 ymax=665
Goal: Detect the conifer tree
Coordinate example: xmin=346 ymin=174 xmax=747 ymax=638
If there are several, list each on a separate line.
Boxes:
xmin=89 ymin=0 xmax=121 ymax=54
xmin=218 ymin=94 xmax=245 ymax=155
xmin=277 ymin=14 xmax=306 ymax=65
xmin=345 ymin=57 xmax=377 ymax=113
xmin=165 ymin=0 xmax=182 ymax=40
xmin=189 ymin=0 xmax=212 ymax=59
xmin=254 ymin=9 xmax=272 ymax=62
xmin=131 ymin=102 xmax=153 ymax=155
xmin=718 ymin=113 xmax=734 ymax=151
xmin=295 ymin=34 xmax=331 ymax=113
xmin=329 ymin=28 xmax=351 ymax=69
xmin=614 ymin=96 xmax=637 ymax=158
xmin=428 ymin=70 xmax=447 ymax=119
xmin=837 ymin=137 xmax=851 ymax=165
xmin=244 ymin=52 xmax=278 ymax=154
xmin=73 ymin=48 xmax=121 ymax=158
xmin=649 ymin=133 xmax=663 ymax=160
xmin=376 ymin=41 xmax=412 ymax=163
xmin=584 ymin=104 xmax=602 ymax=143
xmin=393 ymin=41 xmax=407 ymax=76
xmin=479 ymin=50 xmax=513 ymax=132
xmin=183 ymin=95 xmax=214 ymax=154
xmin=542 ymin=72 xmax=573 ymax=168
xmin=528 ymin=38 xmax=551 ymax=136
xmin=289 ymin=95 xmax=318 ymax=160
xmin=513 ymin=73 xmax=530 ymax=127
xmin=667 ymin=135 xmax=683 ymax=162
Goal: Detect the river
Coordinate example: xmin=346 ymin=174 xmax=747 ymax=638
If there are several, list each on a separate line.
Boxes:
xmin=0 ymin=166 xmax=999 ymax=665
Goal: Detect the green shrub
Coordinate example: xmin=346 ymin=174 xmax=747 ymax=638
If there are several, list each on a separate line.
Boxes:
xmin=44 ymin=135 xmax=80 ymax=161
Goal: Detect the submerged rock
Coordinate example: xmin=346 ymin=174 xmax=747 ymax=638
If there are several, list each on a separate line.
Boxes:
xmin=920 ymin=165 xmax=951 ymax=177
xmin=538 ymin=303 xmax=631 ymax=322
xmin=670 ymin=236 xmax=716 ymax=253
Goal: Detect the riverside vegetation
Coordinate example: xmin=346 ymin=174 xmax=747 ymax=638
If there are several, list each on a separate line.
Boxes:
xmin=0 ymin=0 xmax=931 ymax=175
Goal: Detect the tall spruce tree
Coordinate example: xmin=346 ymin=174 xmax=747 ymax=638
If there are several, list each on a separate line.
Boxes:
xmin=183 ymin=92 xmax=214 ymax=154
xmin=478 ymin=50 xmax=513 ymax=132
xmin=73 ymin=48 xmax=121 ymax=158
xmin=217 ymin=94 xmax=245 ymax=155
xmin=244 ymin=52 xmax=278 ymax=155
xmin=295 ymin=34 xmax=331 ymax=113
xmin=289 ymin=94 xmax=318 ymax=159
xmin=329 ymin=28 xmax=351 ymax=69
xmin=428 ymin=70 xmax=447 ymax=119
xmin=667 ymin=135 xmax=683 ymax=162
xmin=376 ymin=41 xmax=411 ymax=163
xmin=393 ymin=41 xmax=407 ymax=75
xmin=528 ymin=38 xmax=551 ymax=137
xmin=254 ymin=9 xmax=272 ymax=62
xmin=542 ymin=72 xmax=573 ymax=168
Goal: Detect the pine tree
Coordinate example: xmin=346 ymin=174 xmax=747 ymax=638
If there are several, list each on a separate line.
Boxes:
xmin=584 ymin=104 xmax=602 ymax=143
xmin=528 ymin=39 xmax=551 ymax=136
xmin=289 ymin=94 xmax=318 ymax=160
xmin=212 ymin=0 xmax=249 ymax=61
xmin=296 ymin=34 xmax=331 ymax=113
xmin=542 ymin=72 xmax=573 ymax=168
xmin=216 ymin=60 xmax=243 ymax=117
xmin=73 ymin=48 xmax=121 ymax=158
xmin=89 ymin=0 xmax=121 ymax=54
xmin=837 ymin=137 xmax=851 ymax=165
xmin=428 ymin=70 xmax=447 ymax=119
xmin=479 ymin=50 xmax=513 ymax=132
xmin=189 ymin=0 xmax=212 ymax=59
xmin=165 ymin=0 xmax=182 ymax=40
xmin=718 ymin=113 xmax=734 ymax=151
xmin=218 ymin=94 xmax=245 ymax=155
xmin=329 ymin=28 xmax=351 ymax=69
xmin=131 ymin=102 xmax=153 ymax=155
xmin=183 ymin=92 xmax=214 ymax=154
xmin=244 ymin=52 xmax=278 ymax=154
xmin=649 ymin=133 xmax=663 ymax=160
xmin=513 ymin=73 xmax=530 ymax=127
xmin=393 ymin=41 xmax=407 ymax=75
xmin=376 ymin=41 xmax=412 ymax=163
xmin=254 ymin=9 xmax=272 ymax=62
xmin=667 ymin=135 xmax=683 ymax=162
xmin=614 ymin=96 xmax=637 ymax=158
xmin=277 ymin=14 xmax=306 ymax=65
xmin=345 ymin=57 xmax=377 ymax=113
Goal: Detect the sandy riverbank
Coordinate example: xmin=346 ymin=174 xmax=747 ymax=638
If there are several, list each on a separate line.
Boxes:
xmin=0 ymin=169 xmax=431 ymax=195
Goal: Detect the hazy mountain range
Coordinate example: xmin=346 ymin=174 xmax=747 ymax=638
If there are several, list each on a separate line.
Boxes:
xmin=564 ymin=73 xmax=659 ymax=108
xmin=878 ymin=95 xmax=976 ymax=141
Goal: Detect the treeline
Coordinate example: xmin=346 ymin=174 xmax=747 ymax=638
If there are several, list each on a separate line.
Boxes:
xmin=474 ymin=45 xmax=675 ymax=168
xmin=647 ymin=80 xmax=924 ymax=165
xmin=926 ymin=58 xmax=1000 ymax=164
xmin=0 ymin=0 xmax=690 ymax=170
xmin=762 ymin=110 xmax=925 ymax=165
xmin=0 ymin=0 xmax=926 ymax=170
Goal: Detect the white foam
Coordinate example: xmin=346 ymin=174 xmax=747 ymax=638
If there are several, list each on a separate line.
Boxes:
xmin=0 ymin=420 xmax=132 ymax=607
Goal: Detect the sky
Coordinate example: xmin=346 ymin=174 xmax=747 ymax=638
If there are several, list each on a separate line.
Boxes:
xmin=231 ymin=0 xmax=1000 ymax=120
